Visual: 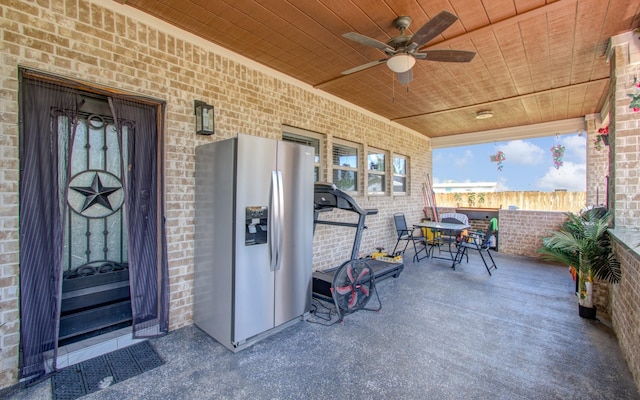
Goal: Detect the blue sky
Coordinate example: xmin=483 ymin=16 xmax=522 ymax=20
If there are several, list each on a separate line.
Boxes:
xmin=432 ymin=133 xmax=587 ymax=192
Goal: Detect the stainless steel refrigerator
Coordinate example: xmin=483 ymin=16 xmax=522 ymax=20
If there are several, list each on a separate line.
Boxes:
xmin=194 ymin=133 xmax=314 ymax=352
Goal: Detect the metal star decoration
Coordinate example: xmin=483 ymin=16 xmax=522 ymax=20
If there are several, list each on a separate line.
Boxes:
xmin=70 ymin=173 xmax=121 ymax=212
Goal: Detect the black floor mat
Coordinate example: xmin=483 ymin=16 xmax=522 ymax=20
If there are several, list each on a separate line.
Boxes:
xmin=51 ymin=341 xmax=164 ymax=400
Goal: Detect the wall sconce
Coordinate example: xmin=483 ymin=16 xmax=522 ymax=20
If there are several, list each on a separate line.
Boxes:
xmin=194 ymin=100 xmax=214 ymax=135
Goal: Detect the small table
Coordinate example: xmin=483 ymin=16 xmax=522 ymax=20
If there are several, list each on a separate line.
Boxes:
xmin=414 ymin=221 xmax=471 ymax=268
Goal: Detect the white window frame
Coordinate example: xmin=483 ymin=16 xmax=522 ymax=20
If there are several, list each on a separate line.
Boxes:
xmin=392 ymin=154 xmax=408 ymax=195
xmin=332 ymin=139 xmax=359 ymax=194
xmin=367 ymin=147 xmax=387 ymax=195
xmin=282 ymin=126 xmax=323 ymax=182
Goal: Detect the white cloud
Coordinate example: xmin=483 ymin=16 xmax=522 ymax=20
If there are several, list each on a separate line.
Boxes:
xmin=497 ymin=140 xmax=545 ymax=165
xmin=535 ymin=161 xmax=586 ymax=191
xmin=453 ymin=149 xmax=474 ymax=169
xmin=559 ymin=134 xmax=587 ymax=163
xmin=496 ymin=175 xmax=509 ymax=191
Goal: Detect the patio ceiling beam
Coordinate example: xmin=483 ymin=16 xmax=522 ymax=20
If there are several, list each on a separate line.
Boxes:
xmin=393 ymin=79 xmax=607 ymax=122
xmin=429 ymin=117 xmax=587 ymax=148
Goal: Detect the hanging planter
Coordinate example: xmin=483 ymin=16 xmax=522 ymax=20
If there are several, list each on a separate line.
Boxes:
xmin=629 ymin=94 xmax=640 ymax=112
xmin=550 ymin=144 xmax=565 ymax=169
xmin=489 ymin=151 xmax=505 ymax=171
xmin=594 ymin=126 xmax=609 ymax=150
xmin=628 ymin=76 xmax=640 ymax=112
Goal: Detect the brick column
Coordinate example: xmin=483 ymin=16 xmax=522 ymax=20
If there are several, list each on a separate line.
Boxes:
xmin=608 ymin=32 xmax=640 ymax=229
xmin=585 ymin=114 xmax=609 ymax=207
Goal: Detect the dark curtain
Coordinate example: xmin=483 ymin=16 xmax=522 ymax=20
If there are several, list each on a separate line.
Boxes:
xmin=19 ymin=71 xmax=168 ymax=384
xmin=109 ymin=97 xmax=169 ymax=337
xmin=19 ymin=77 xmax=80 ymax=382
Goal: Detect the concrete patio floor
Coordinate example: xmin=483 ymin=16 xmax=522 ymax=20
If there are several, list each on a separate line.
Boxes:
xmin=5 ymin=251 xmax=640 ymax=399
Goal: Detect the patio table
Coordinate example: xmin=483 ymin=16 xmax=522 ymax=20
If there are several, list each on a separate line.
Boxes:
xmin=414 ymin=221 xmax=471 ymax=269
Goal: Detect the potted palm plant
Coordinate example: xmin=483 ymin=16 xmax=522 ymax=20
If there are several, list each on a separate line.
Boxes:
xmin=538 ymin=208 xmax=621 ymax=319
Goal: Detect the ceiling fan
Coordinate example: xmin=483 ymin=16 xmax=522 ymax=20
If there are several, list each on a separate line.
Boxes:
xmin=341 ymin=11 xmax=475 ymax=84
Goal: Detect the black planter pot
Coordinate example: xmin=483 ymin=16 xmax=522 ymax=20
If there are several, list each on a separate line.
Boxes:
xmin=579 ymin=304 xmax=597 ymax=319
xmin=601 ymin=134 xmax=609 ymax=146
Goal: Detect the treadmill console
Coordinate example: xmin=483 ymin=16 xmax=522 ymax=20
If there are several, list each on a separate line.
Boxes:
xmin=313 ymin=182 xmax=365 ymax=213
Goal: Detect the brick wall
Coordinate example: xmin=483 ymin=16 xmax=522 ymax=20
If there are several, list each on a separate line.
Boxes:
xmin=611 ymin=240 xmax=640 ymax=390
xmin=497 ymin=209 xmax=568 ymax=258
xmin=607 ymin=34 xmax=640 ymax=392
xmin=0 ymin=0 xmax=431 ymax=388
xmin=610 ymin=40 xmax=640 ymax=229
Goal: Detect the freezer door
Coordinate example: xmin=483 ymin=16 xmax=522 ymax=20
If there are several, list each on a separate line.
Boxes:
xmin=274 ymin=140 xmax=314 ymax=326
xmin=194 ymin=139 xmax=235 ymax=347
xmin=234 ymin=134 xmax=277 ymax=343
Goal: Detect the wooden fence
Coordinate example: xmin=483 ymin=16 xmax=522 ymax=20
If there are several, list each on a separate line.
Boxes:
xmin=434 ymin=191 xmax=586 ymax=212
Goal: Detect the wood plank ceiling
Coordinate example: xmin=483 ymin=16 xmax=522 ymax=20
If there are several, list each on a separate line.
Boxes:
xmin=117 ymin=0 xmax=640 ymax=144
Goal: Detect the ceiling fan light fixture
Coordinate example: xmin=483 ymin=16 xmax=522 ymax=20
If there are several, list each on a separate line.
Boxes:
xmin=386 ymin=54 xmax=415 ymax=73
xmin=476 ymin=111 xmax=494 ymax=120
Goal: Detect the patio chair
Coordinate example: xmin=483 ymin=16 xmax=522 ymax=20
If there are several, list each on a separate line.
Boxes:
xmin=392 ymin=213 xmax=428 ymax=262
xmin=452 ymin=229 xmax=497 ymax=275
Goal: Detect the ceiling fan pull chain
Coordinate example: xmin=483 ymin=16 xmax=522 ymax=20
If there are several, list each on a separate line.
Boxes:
xmin=392 ymin=72 xmax=395 ymax=103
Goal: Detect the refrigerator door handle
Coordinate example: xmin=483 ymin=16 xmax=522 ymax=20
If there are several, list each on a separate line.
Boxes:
xmin=274 ymin=170 xmax=284 ymax=271
xmin=270 ymin=171 xmax=279 ymax=271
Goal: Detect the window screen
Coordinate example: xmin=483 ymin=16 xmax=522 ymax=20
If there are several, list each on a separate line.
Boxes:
xmin=368 ymin=150 xmax=386 ymax=194
xmin=393 ymin=155 xmax=407 ymax=194
xmin=282 ymin=129 xmax=322 ymax=182
xmin=332 ymin=142 xmax=358 ymax=192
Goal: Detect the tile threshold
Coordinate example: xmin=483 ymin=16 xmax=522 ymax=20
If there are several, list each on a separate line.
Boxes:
xmin=55 ymin=327 xmax=146 ymax=369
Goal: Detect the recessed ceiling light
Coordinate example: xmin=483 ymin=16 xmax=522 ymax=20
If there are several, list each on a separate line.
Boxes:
xmin=476 ymin=111 xmax=494 ymax=119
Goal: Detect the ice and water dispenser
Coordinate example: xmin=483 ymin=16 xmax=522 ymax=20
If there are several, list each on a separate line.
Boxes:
xmin=245 ymin=206 xmax=268 ymax=246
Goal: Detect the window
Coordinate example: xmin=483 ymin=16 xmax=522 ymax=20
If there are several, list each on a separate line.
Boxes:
xmin=393 ymin=155 xmax=407 ymax=194
xmin=332 ymin=141 xmax=358 ymax=192
xmin=367 ymin=149 xmax=386 ymax=194
xmin=282 ymin=126 xmax=322 ymax=182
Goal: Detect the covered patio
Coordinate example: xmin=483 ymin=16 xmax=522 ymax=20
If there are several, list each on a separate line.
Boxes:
xmin=2 ymin=0 xmax=640 ymax=396
xmin=6 ymin=251 xmax=638 ymax=399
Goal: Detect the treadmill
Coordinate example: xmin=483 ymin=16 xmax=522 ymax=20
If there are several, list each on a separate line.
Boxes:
xmin=312 ymin=183 xmax=404 ymax=300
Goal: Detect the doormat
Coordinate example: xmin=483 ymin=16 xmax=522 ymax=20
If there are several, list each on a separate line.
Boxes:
xmin=51 ymin=341 xmax=164 ymax=400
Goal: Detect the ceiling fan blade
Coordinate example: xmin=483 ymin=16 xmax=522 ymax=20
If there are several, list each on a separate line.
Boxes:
xmin=341 ymin=58 xmax=387 ymax=75
xmin=407 ymin=11 xmax=458 ymax=51
xmin=423 ymin=49 xmax=476 ymax=63
xmin=343 ymin=32 xmax=394 ymax=52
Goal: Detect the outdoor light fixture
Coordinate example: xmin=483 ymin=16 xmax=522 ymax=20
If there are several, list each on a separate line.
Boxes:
xmin=194 ymin=100 xmax=214 ymax=135
xmin=475 ymin=110 xmax=494 ymax=120
xmin=386 ymin=54 xmax=416 ymax=74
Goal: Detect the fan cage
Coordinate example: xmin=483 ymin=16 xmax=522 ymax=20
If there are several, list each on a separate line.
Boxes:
xmin=331 ymin=259 xmax=375 ymax=314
